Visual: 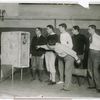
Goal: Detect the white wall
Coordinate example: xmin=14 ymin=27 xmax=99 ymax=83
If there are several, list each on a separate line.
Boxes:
xmin=0 ymin=4 xmax=100 ymax=29
xmin=19 ymin=5 xmax=100 ymax=19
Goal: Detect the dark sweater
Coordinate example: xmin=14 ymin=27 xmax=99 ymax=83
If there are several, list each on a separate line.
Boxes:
xmin=46 ymin=33 xmax=59 ymax=52
xmin=47 ymin=34 xmax=59 ymax=45
xmin=72 ymin=34 xmax=86 ymax=55
xmin=30 ymin=35 xmax=47 ymax=56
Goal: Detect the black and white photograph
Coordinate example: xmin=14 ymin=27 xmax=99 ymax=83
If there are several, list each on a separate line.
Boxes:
xmin=0 ymin=1 xmax=100 ymax=99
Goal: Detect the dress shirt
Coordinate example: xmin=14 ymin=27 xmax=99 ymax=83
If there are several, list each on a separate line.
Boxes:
xmin=60 ymin=32 xmax=73 ymax=49
xmin=90 ymin=33 xmax=100 ymax=50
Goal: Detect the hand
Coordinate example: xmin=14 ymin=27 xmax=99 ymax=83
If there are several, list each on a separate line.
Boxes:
xmin=76 ymin=58 xmax=81 ymax=64
xmin=47 ymin=44 xmax=55 ymax=50
xmin=30 ymin=54 xmax=32 ymax=58
xmin=36 ymin=46 xmax=40 ymax=49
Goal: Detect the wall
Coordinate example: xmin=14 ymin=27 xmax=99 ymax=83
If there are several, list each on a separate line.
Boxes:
xmin=0 ymin=4 xmax=100 ymax=29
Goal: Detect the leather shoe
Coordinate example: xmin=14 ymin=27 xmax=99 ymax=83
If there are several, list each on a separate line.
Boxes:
xmin=31 ymin=78 xmax=35 ymax=81
xmin=96 ymin=89 xmax=100 ymax=93
xmin=48 ymin=81 xmax=56 ymax=85
xmin=45 ymin=80 xmax=51 ymax=83
xmin=88 ymin=86 xmax=96 ymax=89
xmin=60 ymin=88 xmax=70 ymax=91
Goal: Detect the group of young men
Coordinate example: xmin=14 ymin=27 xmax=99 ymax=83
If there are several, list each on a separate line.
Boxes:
xmin=30 ymin=23 xmax=100 ymax=93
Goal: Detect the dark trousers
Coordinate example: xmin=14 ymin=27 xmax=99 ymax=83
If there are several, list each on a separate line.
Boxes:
xmin=30 ymin=55 xmax=44 ymax=81
xmin=88 ymin=49 xmax=100 ymax=89
xmin=31 ymin=56 xmax=44 ymax=70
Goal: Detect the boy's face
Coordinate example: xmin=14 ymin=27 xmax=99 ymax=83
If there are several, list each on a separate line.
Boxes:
xmin=59 ymin=26 xmax=64 ymax=33
xmin=72 ymin=28 xmax=77 ymax=35
xmin=88 ymin=27 xmax=94 ymax=35
xmin=47 ymin=27 xmax=51 ymax=34
xmin=36 ymin=28 xmax=41 ymax=37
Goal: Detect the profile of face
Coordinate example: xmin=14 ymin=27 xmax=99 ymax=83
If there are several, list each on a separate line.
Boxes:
xmin=88 ymin=27 xmax=94 ymax=35
xmin=46 ymin=27 xmax=52 ymax=34
xmin=59 ymin=26 xmax=64 ymax=33
xmin=72 ymin=28 xmax=77 ymax=35
xmin=35 ymin=28 xmax=41 ymax=37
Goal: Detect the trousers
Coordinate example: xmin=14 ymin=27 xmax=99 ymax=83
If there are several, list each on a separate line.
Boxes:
xmin=45 ymin=52 xmax=56 ymax=82
xmin=58 ymin=55 xmax=74 ymax=89
xmin=31 ymin=55 xmax=44 ymax=70
xmin=88 ymin=49 xmax=100 ymax=89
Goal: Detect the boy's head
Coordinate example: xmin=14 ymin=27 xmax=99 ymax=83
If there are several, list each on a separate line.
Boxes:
xmin=88 ymin=25 xmax=96 ymax=35
xmin=72 ymin=25 xmax=80 ymax=35
xmin=46 ymin=25 xmax=54 ymax=34
xmin=59 ymin=23 xmax=67 ymax=33
xmin=35 ymin=27 xmax=42 ymax=37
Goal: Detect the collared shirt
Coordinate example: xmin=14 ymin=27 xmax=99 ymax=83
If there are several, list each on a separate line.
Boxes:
xmin=60 ymin=32 xmax=73 ymax=49
xmin=90 ymin=33 xmax=100 ymax=50
xmin=37 ymin=34 xmax=41 ymax=38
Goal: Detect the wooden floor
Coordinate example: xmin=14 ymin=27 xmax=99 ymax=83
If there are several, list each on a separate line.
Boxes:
xmin=0 ymin=69 xmax=100 ymax=99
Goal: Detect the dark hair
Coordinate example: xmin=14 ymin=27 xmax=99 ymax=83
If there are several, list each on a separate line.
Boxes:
xmin=47 ymin=25 xmax=54 ymax=31
xmin=36 ymin=27 xmax=42 ymax=33
xmin=88 ymin=25 xmax=96 ymax=30
xmin=73 ymin=25 xmax=80 ymax=32
xmin=59 ymin=23 xmax=67 ymax=29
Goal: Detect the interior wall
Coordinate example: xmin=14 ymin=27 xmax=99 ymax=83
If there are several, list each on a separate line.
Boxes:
xmin=18 ymin=4 xmax=100 ymax=19
xmin=0 ymin=4 xmax=100 ymax=29
xmin=1 ymin=19 xmax=100 ymax=29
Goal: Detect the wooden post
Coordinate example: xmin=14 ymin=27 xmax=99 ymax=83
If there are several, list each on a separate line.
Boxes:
xmin=12 ymin=66 xmax=14 ymax=81
xmin=54 ymin=19 xmax=57 ymax=28
xmin=21 ymin=68 xmax=23 ymax=80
